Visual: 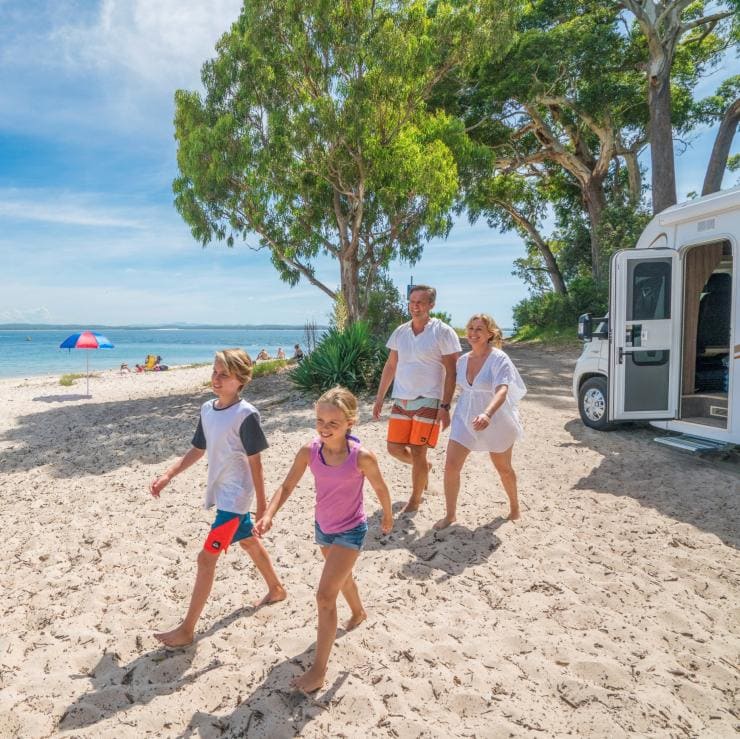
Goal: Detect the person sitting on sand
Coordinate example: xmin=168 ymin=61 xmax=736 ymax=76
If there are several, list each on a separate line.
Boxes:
xmin=434 ymin=314 xmax=526 ymax=529
xmin=276 ymin=347 xmax=286 ymax=360
xmin=255 ymin=386 xmax=393 ymax=692
xmin=149 ymin=348 xmax=286 ymax=647
xmin=256 ymin=349 xmax=270 ymax=361
xmin=119 ymin=363 xmax=130 ymax=374
xmin=292 ymin=344 xmax=304 ymax=361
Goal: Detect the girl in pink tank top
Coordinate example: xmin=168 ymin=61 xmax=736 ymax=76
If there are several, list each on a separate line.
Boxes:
xmin=255 ymin=386 xmax=393 ymax=694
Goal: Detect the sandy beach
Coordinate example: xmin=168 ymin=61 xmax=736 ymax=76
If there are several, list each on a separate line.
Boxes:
xmin=0 ymin=344 xmax=738 ymax=738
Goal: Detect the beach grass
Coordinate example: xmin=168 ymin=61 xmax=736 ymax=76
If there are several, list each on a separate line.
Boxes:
xmin=59 ymin=373 xmax=96 ymax=386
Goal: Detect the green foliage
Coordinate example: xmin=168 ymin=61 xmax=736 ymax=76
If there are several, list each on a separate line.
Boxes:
xmin=252 ymin=359 xmax=288 ymax=378
xmin=363 ymin=271 xmax=407 ymax=338
xmin=512 ymin=276 xmax=607 ymax=332
xmin=59 ymin=373 xmax=86 ymax=387
xmin=289 ymin=321 xmax=388 ymax=395
xmin=430 ymin=310 xmax=452 ymax=324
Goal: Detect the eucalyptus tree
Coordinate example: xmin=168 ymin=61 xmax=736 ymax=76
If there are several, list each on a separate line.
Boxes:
xmin=618 ymin=0 xmax=739 ymax=212
xmin=173 ymin=0 xmax=515 ymax=322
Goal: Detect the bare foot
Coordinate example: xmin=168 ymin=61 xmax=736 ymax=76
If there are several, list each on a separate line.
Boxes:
xmin=433 ymin=516 xmax=456 ymax=530
xmin=344 ymin=610 xmax=367 ymax=631
xmin=253 ymin=584 xmax=287 ymax=607
xmin=291 ymin=666 xmax=326 ymax=693
xmin=402 ymin=497 xmax=422 ymax=513
xmin=154 ymin=625 xmax=194 ymax=647
xmin=508 ymin=507 xmax=520 ymax=521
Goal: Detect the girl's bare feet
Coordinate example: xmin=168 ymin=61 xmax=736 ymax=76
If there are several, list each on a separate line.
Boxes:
xmin=344 ymin=610 xmax=367 ymax=630
xmin=254 ymin=584 xmax=287 ymax=607
xmin=433 ymin=515 xmax=456 ymax=530
xmin=154 ymin=624 xmax=194 ymax=647
xmin=402 ymin=496 xmax=422 ymax=513
xmin=291 ymin=666 xmax=326 ymax=693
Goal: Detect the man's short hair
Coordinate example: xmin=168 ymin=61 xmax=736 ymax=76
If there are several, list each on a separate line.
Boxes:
xmin=408 ymin=285 xmax=436 ymax=305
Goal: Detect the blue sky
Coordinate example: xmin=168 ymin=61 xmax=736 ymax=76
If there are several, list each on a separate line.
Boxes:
xmin=0 ymin=1 xmax=737 ymax=328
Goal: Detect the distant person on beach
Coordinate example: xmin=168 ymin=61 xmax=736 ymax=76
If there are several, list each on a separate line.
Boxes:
xmin=149 ymin=348 xmax=286 ymax=647
xmin=276 ymin=347 xmax=286 ymax=360
xmin=372 ymin=285 xmax=461 ymax=512
xmin=254 ymin=386 xmax=393 ymax=692
xmin=256 ymin=349 xmax=270 ymax=361
xmin=293 ymin=344 xmax=305 ymax=362
xmin=434 ymin=314 xmax=526 ymax=529
xmin=119 ymin=363 xmax=130 ymax=374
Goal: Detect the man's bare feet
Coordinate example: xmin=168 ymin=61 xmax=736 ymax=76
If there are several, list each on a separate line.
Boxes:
xmin=291 ymin=666 xmax=326 ymax=693
xmin=508 ymin=506 xmax=520 ymax=521
xmin=344 ymin=610 xmax=367 ymax=631
xmin=433 ymin=515 xmax=456 ymax=530
xmin=253 ymin=584 xmax=287 ymax=607
xmin=154 ymin=624 xmax=194 ymax=648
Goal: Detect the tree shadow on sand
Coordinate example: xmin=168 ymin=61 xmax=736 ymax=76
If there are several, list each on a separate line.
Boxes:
xmin=175 ymin=646 xmax=350 ymax=739
xmin=364 ymin=503 xmax=506 ymax=582
xmin=564 ymin=418 xmax=740 ymax=548
xmin=0 ymin=386 xmax=312 ymax=478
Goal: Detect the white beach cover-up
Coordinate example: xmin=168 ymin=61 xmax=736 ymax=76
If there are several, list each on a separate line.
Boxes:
xmin=450 ymin=349 xmax=527 ymax=453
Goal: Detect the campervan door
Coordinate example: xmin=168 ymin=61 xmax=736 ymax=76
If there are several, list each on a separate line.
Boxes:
xmin=608 ymin=249 xmax=680 ymax=422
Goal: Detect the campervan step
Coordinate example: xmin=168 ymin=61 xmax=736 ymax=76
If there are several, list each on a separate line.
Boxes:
xmin=653 ymin=434 xmax=734 ymax=454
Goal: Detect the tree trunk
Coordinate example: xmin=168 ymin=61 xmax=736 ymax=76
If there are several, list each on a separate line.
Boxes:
xmin=649 ymin=72 xmax=677 ymax=213
xmin=339 ymin=252 xmax=361 ymax=323
xmin=583 ymin=181 xmax=606 ymax=282
xmin=623 ymin=149 xmax=642 ymax=204
xmin=702 ymin=97 xmax=740 ymax=196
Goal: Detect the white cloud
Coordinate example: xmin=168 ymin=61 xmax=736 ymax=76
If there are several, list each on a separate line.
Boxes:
xmin=0 ymin=196 xmax=144 ymax=228
xmin=0 ymin=306 xmax=52 ymax=323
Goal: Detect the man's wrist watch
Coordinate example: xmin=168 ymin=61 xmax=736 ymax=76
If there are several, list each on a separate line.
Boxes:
xmin=439 ymin=402 xmax=451 ymax=411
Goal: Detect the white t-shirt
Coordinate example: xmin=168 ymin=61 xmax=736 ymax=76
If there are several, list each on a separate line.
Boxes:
xmin=192 ymin=398 xmax=268 ymax=514
xmin=386 ymin=318 xmax=462 ymax=400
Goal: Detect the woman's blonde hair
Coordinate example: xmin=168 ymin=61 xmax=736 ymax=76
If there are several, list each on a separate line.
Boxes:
xmin=467 ymin=313 xmax=503 ymax=349
xmin=316 ymin=386 xmax=358 ymax=425
xmin=214 ymin=348 xmax=253 ymax=388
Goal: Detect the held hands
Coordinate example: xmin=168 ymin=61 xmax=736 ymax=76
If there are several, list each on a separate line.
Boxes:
xmin=371 ymin=398 xmax=384 ymax=421
xmin=149 ymin=474 xmax=171 ymax=498
xmin=253 ymin=515 xmax=272 ymax=537
xmin=471 ymin=413 xmax=491 ymax=431
xmin=437 ymin=407 xmax=451 ymax=430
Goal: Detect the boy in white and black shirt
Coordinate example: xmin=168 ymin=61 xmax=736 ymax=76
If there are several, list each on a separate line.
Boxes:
xmin=149 ymin=349 xmax=286 ymax=647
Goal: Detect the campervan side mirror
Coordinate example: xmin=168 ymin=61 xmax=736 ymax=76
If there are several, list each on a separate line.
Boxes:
xmin=577 ymin=313 xmax=593 ymax=341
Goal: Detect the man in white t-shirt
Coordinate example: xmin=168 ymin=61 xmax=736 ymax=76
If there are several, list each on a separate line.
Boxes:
xmin=372 ymin=285 xmax=461 ymax=511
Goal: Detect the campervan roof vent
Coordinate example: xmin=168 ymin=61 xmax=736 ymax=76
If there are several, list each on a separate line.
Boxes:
xmin=697 ymin=218 xmax=716 ymax=232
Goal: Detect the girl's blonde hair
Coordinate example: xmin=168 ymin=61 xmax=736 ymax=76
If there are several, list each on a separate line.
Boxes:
xmin=214 ymin=348 xmax=253 ymax=388
xmin=467 ymin=313 xmax=503 ymax=349
xmin=316 ymin=386 xmax=358 ymax=425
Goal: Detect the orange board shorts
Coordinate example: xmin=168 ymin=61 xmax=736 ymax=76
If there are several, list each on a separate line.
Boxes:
xmin=387 ymin=397 xmax=441 ymax=448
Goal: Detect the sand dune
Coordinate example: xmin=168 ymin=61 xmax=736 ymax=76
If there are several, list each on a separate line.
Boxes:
xmin=0 ymin=346 xmax=737 ymax=737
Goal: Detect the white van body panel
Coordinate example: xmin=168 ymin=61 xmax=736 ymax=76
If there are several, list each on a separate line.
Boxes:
xmin=572 ymin=186 xmax=739 ymax=444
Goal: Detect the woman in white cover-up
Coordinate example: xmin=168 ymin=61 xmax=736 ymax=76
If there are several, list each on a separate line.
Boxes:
xmin=434 ymin=314 xmax=526 ymax=529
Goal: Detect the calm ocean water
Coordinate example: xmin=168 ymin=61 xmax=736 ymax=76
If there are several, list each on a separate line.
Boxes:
xmin=0 ymin=327 xmax=314 ymax=379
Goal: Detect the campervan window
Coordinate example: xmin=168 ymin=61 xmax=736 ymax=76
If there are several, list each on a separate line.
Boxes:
xmin=628 ymin=259 xmax=671 ymax=321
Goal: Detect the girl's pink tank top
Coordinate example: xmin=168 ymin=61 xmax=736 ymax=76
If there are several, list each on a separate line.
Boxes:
xmin=309 ymin=437 xmax=366 ymax=534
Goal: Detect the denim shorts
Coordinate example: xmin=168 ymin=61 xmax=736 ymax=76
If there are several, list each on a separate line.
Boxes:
xmin=314 ymin=520 xmax=368 ymax=551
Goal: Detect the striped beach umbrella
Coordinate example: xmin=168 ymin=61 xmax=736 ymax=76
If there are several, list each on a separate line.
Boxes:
xmin=59 ymin=330 xmax=115 ymax=395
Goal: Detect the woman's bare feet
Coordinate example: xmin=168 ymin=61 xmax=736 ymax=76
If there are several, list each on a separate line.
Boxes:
xmin=344 ymin=610 xmax=367 ymax=631
xmin=253 ymin=584 xmax=287 ymax=607
xmin=291 ymin=666 xmax=326 ymax=693
xmin=154 ymin=624 xmax=194 ymax=648
xmin=433 ymin=515 xmax=456 ymax=530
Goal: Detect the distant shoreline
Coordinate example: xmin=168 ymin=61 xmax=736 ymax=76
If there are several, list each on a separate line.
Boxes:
xmin=0 ymin=323 xmax=325 ymax=331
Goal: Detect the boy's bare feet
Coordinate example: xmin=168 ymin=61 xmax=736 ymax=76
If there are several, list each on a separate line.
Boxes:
xmin=154 ymin=624 xmax=194 ymax=647
xmin=254 ymin=584 xmax=287 ymax=607
xmin=433 ymin=516 xmax=456 ymax=530
xmin=508 ymin=506 xmax=520 ymax=521
xmin=291 ymin=666 xmax=326 ymax=693
xmin=344 ymin=610 xmax=367 ymax=631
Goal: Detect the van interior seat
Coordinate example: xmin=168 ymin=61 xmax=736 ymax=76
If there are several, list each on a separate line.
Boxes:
xmin=696 ymin=272 xmax=731 ymax=354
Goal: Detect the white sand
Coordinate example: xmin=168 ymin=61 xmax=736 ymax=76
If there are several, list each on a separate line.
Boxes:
xmin=0 ymin=346 xmax=738 ymax=738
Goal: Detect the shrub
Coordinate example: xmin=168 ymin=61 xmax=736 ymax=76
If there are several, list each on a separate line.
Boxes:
xmin=290 ymin=321 xmax=388 ymax=395
xmin=252 ymin=359 xmax=288 ymax=378
xmin=59 ymin=373 xmax=87 ymax=386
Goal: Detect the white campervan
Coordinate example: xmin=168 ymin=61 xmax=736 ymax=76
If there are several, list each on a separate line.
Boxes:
xmin=573 ymin=186 xmax=738 ymax=452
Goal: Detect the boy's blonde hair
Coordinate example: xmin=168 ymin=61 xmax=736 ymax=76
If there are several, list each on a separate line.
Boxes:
xmin=316 ymin=386 xmax=358 ymax=425
xmin=214 ymin=348 xmax=253 ymax=388
xmin=467 ymin=313 xmax=504 ymax=349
